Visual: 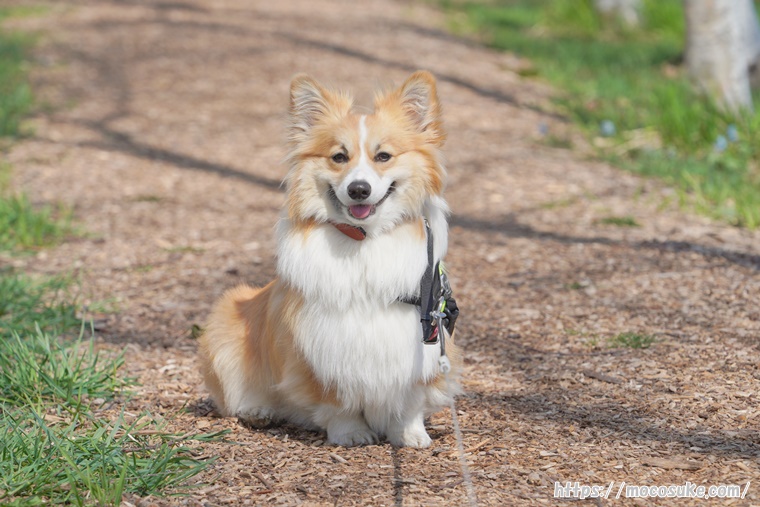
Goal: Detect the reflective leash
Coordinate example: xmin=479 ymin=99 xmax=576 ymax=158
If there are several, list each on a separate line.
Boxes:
xmin=440 ymin=329 xmax=478 ymax=507
xmin=400 ymin=219 xmax=475 ymax=504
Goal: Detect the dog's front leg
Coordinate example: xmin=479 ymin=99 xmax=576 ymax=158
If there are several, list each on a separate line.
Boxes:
xmin=364 ymin=390 xmax=433 ymax=448
xmin=314 ymin=405 xmax=378 ymax=446
xmin=386 ymin=410 xmax=432 ymax=448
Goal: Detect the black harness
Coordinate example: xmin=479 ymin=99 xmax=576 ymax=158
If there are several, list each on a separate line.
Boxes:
xmin=398 ymin=220 xmax=459 ymax=353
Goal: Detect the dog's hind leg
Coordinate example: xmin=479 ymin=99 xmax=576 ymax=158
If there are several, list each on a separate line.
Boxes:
xmin=199 ymin=283 xmax=281 ymax=425
xmin=201 ymin=340 xmax=278 ymax=425
xmin=235 ymin=403 xmax=278 ymax=428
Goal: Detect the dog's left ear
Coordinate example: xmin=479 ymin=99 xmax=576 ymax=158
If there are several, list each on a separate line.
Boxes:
xmin=389 ymin=71 xmax=445 ymax=145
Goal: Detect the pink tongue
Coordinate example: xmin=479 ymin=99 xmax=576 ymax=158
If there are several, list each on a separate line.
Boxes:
xmin=349 ymin=205 xmax=372 ymax=219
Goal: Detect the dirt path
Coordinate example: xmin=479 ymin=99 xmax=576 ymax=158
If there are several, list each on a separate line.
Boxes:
xmin=6 ymin=0 xmax=760 ymax=505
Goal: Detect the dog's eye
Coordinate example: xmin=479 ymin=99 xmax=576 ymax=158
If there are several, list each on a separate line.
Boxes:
xmin=331 ymin=153 xmax=348 ymax=164
xmin=374 ymin=152 xmax=392 ymax=163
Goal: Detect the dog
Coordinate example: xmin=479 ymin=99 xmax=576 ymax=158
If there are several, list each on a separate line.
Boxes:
xmin=198 ymin=71 xmax=461 ymax=447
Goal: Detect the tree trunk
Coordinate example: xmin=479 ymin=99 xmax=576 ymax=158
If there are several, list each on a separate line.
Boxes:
xmin=685 ymin=0 xmax=760 ymax=113
xmin=739 ymin=0 xmax=760 ymax=86
xmin=594 ymin=0 xmax=641 ymax=27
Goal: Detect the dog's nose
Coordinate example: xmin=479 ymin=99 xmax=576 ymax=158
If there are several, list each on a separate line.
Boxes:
xmin=347 ymin=180 xmax=372 ymax=201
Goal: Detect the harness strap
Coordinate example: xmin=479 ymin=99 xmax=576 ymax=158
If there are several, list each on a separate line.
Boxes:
xmin=396 ymin=219 xmax=459 ymax=345
xmin=396 ymin=295 xmax=422 ymax=306
xmin=419 ymin=220 xmax=438 ymax=344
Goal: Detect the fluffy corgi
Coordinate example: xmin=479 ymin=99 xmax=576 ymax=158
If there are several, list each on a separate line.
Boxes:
xmin=198 ymin=71 xmax=461 ymax=447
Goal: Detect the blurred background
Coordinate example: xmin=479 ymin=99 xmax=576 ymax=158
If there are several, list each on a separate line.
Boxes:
xmin=439 ymin=0 xmax=760 ymax=228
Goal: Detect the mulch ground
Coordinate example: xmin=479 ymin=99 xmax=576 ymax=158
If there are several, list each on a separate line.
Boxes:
xmin=4 ymin=0 xmax=760 ymax=505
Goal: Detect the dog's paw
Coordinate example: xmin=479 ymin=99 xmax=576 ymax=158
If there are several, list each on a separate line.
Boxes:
xmin=322 ymin=410 xmax=378 ymax=446
xmin=328 ymin=428 xmax=379 ymax=447
xmin=388 ymin=426 xmax=432 ymax=448
xmin=236 ymin=406 xmax=276 ymax=428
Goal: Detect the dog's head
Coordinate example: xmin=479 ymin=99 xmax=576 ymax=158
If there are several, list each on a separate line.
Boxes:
xmin=284 ymin=71 xmax=446 ymax=235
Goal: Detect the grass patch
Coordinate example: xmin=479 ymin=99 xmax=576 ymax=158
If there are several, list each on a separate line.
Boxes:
xmin=0 ymin=245 xmax=219 ymax=504
xmin=85 ymin=296 xmax=122 ymax=315
xmin=539 ymin=196 xmax=578 ymax=209
xmin=0 ymin=404 xmax=225 ymax=505
xmin=543 ymin=133 xmax=573 ymax=149
xmin=0 ymin=192 xmax=73 ymax=251
xmin=0 ymin=16 xmax=71 ymax=251
xmin=0 ymin=269 xmax=78 ymax=336
xmin=0 ymin=9 xmax=34 ymax=139
xmin=0 ymin=330 xmax=127 ymax=408
xmin=131 ymin=194 xmax=164 ymax=203
xmin=608 ymin=331 xmax=656 ymax=349
xmin=597 ymin=215 xmax=640 ymax=227
xmin=440 ymin=0 xmax=760 ymax=228
xmin=567 ymin=329 xmax=656 ymax=349
xmin=0 ymin=6 xmax=78 ymax=360
xmin=0 ymin=279 xmax=224 ymax=505
xmin=0 ymin=222 xmax=217 ymax=504
xmin=0 ymin=11 xmax=223 ymax=503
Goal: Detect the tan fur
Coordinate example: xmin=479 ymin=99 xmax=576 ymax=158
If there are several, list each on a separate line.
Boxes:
xmin=422 ymin=332 xmax=462 ymax=388
xmin=199 ymin=280 xmax=337 ymax=418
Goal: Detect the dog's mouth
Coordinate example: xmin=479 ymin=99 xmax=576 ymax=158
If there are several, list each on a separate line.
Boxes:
xmin=329 ymin=183 xmax=396 ymax=221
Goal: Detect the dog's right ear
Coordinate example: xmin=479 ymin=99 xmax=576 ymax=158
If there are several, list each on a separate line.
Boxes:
xmin=290 ymin=75 xmax=327 ymax=132
xmin=289 ymin=75 xmax=351 ymax=143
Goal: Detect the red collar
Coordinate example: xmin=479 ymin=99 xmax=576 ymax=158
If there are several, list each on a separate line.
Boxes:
xmin=331 ymin=221 xmax=366 ymax=241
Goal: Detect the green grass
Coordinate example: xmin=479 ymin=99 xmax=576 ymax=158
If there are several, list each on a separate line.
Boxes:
xmin=0 ymin=269 xmax=78 ymax=336
xmin=0 ymin=8 xmax=34 ymax=139
xmin=543 ymin=133 xmax=573 ymax=149
xmin=0 ymin=279 xmax=225 ymax=505
xmin=0 ymin=402 xmax=225 ymax=506
xmin=609 ymin=331 xmax=656 ymax=349
xmin=0 ymin=192 xmax=73 ymax=251
xmin=0 ymin=14 xmax=222 ymax=499
xmin=568 ymin=329 xmax=656 ymax=349
xmin=0 ymin=330 xmax=127 ymax=408
xmin=440 ymin=0 xmax=760 ymax=228
xmin=0 ymin=272 xmax=225 ymax=505
xmin=0 ymin=242 xmax=218 ymax=505
xmin=0 ymin=13 xmax=71 ymax=251
xmin=130 ymin=194 xmax=164 ymax=203
xmin=597 ymin=215 xmax=640 ymax=227
xmin=85 ymin=297 xmax=122 ymax=315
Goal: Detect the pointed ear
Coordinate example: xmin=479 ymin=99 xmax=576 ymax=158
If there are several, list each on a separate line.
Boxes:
xmin=289 ymin=74 xmax=328 ymax=133
xmin=289 ymin=75 xmax=352 ymax=143
xmin=396 ymin=71 xmax=444 ymax=144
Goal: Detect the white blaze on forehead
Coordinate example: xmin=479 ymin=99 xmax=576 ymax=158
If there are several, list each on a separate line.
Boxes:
xmin=335 ymin=114 xmax=393 ymax=206
xmin=359 ymin=115 xmax=369 ymax=163
xmin=342 ymin=115 xmax=380 ymax=196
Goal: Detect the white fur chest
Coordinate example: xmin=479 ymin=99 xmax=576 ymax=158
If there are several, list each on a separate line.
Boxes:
xmin=276 ymin=207 xmax=449 ymax=411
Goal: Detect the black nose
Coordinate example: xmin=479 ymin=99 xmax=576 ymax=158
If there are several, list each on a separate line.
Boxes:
xmin=347 ymin=180 xmax=372 ymax=201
